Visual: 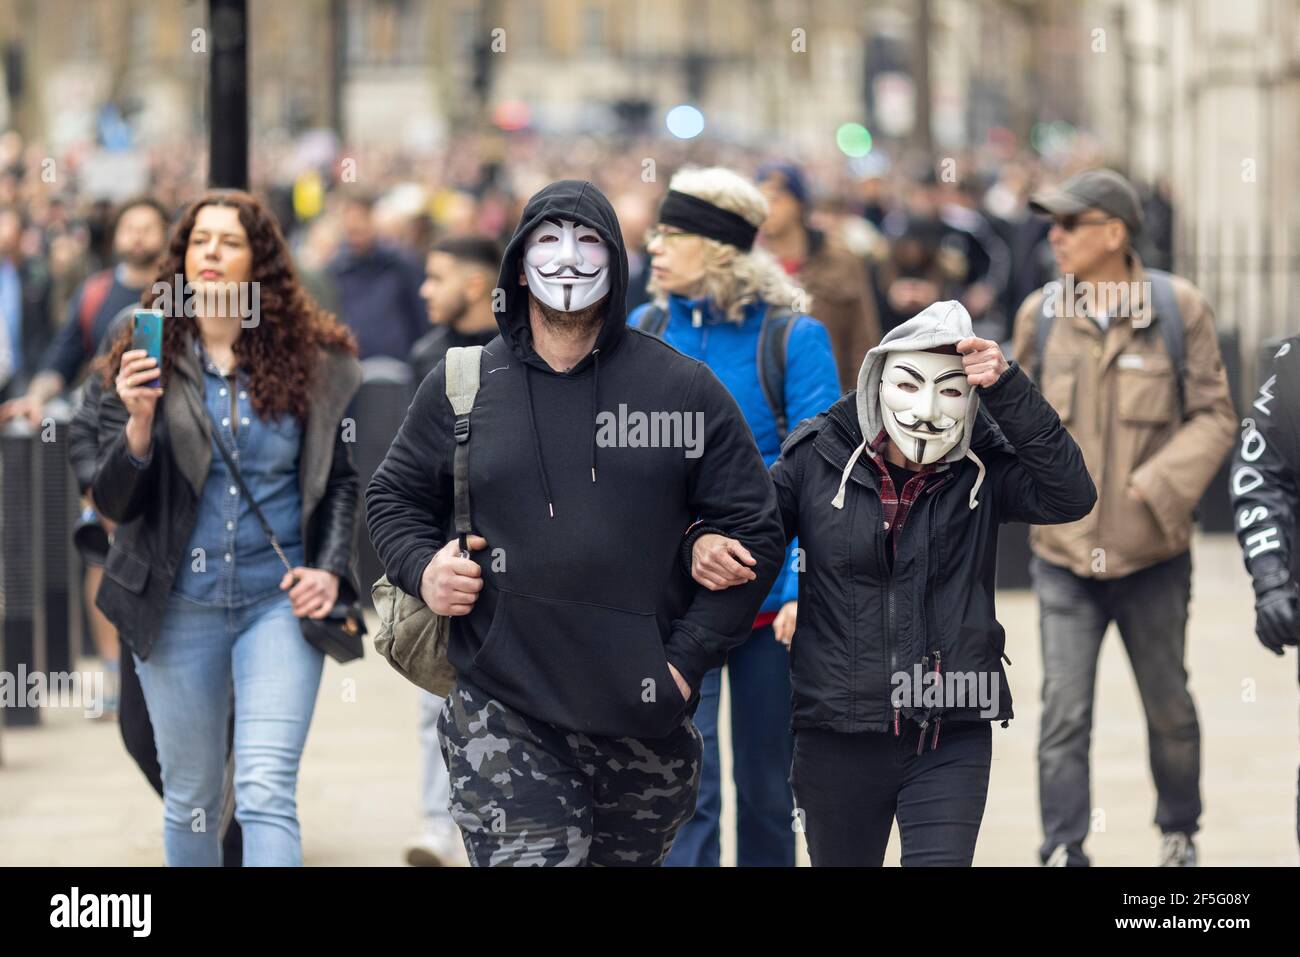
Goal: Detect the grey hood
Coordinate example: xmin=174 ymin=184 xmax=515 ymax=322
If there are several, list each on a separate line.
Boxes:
xmin=832 ymin=300 xmax=987 ymax=511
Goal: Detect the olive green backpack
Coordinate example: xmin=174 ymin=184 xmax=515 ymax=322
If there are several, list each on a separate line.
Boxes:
xmin=371 ymin=345 xmax=483 ymax=696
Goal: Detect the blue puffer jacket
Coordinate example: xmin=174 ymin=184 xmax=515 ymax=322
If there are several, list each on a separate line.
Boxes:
xmin=629 ymin=294 xmax=841 ymax=615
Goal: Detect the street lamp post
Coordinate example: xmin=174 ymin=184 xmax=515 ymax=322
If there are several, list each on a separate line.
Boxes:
xmin=208 ymin=0 xmax=248 ymax=190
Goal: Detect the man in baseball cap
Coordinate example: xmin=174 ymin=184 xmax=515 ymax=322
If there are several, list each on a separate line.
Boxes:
xmin=1028 ymin=167 xmax=1145 ymax=239
xmin=1012 ymin=165 xmax=1236 ymax=868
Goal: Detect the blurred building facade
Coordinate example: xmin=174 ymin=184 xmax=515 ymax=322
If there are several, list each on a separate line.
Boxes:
xmin=1081 ymin=0 xmax=1300 ymax=389
xmin=1 ymin=0 xmax=1294 ymax=380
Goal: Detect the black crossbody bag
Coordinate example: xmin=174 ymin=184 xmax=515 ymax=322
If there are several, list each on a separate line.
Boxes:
xmin=184 ymin=379 xmax=367 ymax=662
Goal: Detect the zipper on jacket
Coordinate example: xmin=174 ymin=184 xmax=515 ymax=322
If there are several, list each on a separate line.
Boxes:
xmin=877 ymin=507 xmax=899 ymax=736
xmin=932 ymin=651 xmax=942 ymax=749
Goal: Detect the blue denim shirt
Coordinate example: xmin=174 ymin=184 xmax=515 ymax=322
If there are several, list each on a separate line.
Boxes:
xmin=171 ymin=340 xmax=305 ymax=606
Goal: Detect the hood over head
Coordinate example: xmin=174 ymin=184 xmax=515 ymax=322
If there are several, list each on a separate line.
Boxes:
xmin=496 ymin=179 xmax=629 ymax=372
xmin=857 ymin=300 xmax=980 ymax=464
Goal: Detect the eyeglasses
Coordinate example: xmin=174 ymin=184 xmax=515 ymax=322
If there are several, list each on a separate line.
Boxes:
xmin=645 ymin=226 xmax=693 ymax=245
xmin=1052 ymin=213 xmax=1116 ymax=232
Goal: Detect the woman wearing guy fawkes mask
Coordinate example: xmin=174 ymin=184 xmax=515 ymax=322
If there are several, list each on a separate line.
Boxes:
xmin=688 ymin=300 xmax=1096 ymax=865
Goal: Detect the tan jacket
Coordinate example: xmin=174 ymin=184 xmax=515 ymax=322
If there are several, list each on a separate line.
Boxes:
xmin=799 ymin=232 xmax=882 ymax=393
xmin=1011 ymin=255 xmax=1235 ymax=579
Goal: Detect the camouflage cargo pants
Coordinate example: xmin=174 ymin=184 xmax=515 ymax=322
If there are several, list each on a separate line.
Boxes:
xmin=437 ymin=678 xmax=703 ymax=866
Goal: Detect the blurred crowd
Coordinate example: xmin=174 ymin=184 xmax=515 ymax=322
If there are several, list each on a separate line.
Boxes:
xmin=0 ymin=125 xmax=1178 ymax=400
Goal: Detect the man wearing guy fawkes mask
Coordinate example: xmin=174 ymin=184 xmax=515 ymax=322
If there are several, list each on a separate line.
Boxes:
xmin=367 ymin=180 xmax=785 ymax=866
xmin=689 ymin=300 xmax=1096 ymax=865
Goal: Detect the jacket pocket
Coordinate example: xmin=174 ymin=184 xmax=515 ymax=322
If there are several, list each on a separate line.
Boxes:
xmin=1040 ymin=357 xmax=1077 ymax=424
xmin=472 ymin=588 xmax=685 ymax=738
xmin=104 ymin=543 xmax=151 ymax=595
xmin=1116 ymin=355 xmax=1177 ymax=425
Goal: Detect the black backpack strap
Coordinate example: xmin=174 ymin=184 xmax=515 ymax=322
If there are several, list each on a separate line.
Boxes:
xmin=634 ymin=304 xmax=669 ymax=338
xmin=1033 ymin=284 xmax=1057 ymax=384
xmin=1145 ymin=269 xmax=1186 ymax=417
xmin=758 ymin=305 xmax=797 ymax=443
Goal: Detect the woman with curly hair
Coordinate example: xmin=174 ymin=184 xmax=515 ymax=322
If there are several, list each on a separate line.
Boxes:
xmin=91 ymin=190 xmax=362 ymax=866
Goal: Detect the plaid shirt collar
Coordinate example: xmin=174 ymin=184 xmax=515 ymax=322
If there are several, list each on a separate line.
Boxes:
xmin=865 ymin=430 xmax=947 ymax=553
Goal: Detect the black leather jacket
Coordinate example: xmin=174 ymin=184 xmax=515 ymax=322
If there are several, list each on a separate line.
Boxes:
xmin=1232 ymin=335 xmax=1300 ymax=591
xmin=90 ymin=333 xmax=363 ymax=659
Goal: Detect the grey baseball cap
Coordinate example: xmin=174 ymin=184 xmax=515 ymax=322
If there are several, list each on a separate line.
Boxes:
xmin=1029 ymin=168 xmax=1143 ymax=236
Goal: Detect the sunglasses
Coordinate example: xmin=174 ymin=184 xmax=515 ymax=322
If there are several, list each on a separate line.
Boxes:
xmin=645 ymin=226 xmax=693 ymax=244
xmin=1052 ymin=213 xmax=1116 ymax=232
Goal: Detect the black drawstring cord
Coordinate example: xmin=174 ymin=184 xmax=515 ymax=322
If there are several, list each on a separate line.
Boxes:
xmin=521 ymin=364 xmax=556 ymax=518
xmin=589 ymin=348 xmax=600 ymax=483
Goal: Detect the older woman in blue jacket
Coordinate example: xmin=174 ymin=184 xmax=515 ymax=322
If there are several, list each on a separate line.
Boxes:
xmin=629 ymin=166 xmax=840 ymax=867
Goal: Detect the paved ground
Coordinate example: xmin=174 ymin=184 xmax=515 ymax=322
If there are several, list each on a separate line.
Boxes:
xmin=1 ymin=533 xmax=1296 ymax=866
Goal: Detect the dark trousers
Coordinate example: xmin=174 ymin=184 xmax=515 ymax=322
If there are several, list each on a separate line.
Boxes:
xmin=1032 ymin=552 xmax=1201 ymax=866
xmin=791 ymin=720 xmax=992 ymax=866
xmin=663 ymin=624 xmax=796 ymax=867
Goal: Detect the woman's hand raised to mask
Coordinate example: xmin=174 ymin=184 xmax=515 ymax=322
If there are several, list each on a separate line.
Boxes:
xmin=691 ymin=533 xmax=757 ymax=591
xmin=116 ymin=349 xmax=164 ymax=459
xmin=956 ymin=336 xmax=1009 ymax=389
xmin=420 ymin=535 xmax=488 ymax=615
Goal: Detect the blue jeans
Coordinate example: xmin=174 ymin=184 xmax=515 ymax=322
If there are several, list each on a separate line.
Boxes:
xmin=664 ymin=624 xmax=795 ymax=867
xmin=133 ymin=589 xmax=324 ymax=866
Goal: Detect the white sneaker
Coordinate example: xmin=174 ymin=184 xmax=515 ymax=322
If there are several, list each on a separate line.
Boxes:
xmin=1043 ymin=844 xmax=1070 ymax=867
xmin=1159 ymin=832 xmax=1197 ymax=867
xmin=404 ymin=827 xmax=468 ymax=867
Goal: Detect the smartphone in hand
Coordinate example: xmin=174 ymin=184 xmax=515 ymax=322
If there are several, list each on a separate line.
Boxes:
xmin=131 ymin=309 xmax=164 ymax=389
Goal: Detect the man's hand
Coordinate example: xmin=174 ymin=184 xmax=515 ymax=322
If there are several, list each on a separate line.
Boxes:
xmin=0 ymin=394 xmax=43 ymax=428
xmin=1254 ymin=583 xmax=1300 ymax=656
xmin=280 ymin=567 xmax=340 ymax=619
xmin=773 ymin=600 xmax=797 ymax=647
xmin=420 ymin=535 xmax=488 ymax=615
xmin=667 ymin=662 xmax=692 ymax=701
xmin=956 ymin=336 xmax=1010 ymax=388
xmin=691 ymin=533 xmax=757 ymax=591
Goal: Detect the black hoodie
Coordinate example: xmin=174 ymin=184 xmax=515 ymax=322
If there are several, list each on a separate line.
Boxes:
xmin=366 ymin=180 xmax=785 ymax=738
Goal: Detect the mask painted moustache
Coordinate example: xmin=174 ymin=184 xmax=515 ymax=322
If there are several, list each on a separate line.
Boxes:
xmin=879 ymin=350 xmax=970 ymax=465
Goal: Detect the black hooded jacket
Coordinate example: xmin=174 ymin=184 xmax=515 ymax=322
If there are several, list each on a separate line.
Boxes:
xmin=753 ymin=362 xmax=1095 ymax=734
xmin=366 ymin=180 xmax=785 ymax=738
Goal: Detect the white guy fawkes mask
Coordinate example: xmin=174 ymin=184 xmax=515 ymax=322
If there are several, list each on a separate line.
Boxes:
xmin=522 ymin=218 xmax=611 ymax=312
xmin=879 ymin=350 xmax=971 ymax=465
